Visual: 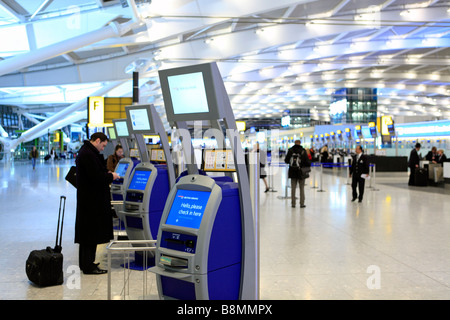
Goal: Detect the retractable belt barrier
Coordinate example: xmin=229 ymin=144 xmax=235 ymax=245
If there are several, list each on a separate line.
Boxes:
xmin=275 ymin=162 xmax=378 ymax=194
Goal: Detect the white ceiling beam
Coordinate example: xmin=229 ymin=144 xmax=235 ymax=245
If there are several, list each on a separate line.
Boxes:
xmin=0 ymin=1 xmax=26 ymax=22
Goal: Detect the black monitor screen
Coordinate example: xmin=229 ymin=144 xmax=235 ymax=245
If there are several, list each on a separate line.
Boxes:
xmin=165 ymin=189 xmax=211 ymax=229
xmin=128 ymin=170 xmax=151 ymax=191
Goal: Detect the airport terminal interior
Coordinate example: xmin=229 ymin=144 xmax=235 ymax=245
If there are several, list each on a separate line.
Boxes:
xmin=0 ymin=0 xmax=450 ymax=300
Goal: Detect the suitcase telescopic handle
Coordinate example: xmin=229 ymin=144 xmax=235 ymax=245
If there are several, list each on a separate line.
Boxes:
xmin=55 ymin=195 xmax=66 ymax=253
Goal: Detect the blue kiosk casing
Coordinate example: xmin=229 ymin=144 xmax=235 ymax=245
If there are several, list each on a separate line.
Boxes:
xmin=152 ymin=174 xmax=243 ymax=300
xmin=122 ymin=162 xmax=170 ymax=242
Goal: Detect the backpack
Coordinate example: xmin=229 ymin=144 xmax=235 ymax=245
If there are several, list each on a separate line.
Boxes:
xmin=290 ymin=152 xmax=301 ymax=168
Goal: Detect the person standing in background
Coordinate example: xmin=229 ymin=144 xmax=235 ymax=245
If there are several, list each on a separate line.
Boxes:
xmin=30 ymin=146 xmax=38 ymax=170
xmin=284 ymin=140 xmax=310 ymax=208
xmin=408 ymin=143 xmax=421 ymax=186
xmin=350 ymin=145 xmax=370 ymax=203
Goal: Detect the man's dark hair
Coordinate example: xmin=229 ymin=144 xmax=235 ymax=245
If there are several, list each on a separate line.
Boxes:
xmin=90 ymin=132 xmax=108 ymax=142
xmin=357 ymin=145 xmax=364 ymax=152
xmin=415 ymin=143 xmax=421 ymax=149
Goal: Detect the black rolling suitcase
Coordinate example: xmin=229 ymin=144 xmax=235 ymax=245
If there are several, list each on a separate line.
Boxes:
xmin=26 ymin=196 xmax=66 ymax=287
xmin=414 ymin=168 xmax=428 ymax=186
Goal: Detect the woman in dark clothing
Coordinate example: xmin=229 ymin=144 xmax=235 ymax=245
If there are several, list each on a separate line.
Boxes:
xmin=75 ymin=132 xmax=119 ymax=274
xmin=106 ymin=144 xmax=124 ymax=172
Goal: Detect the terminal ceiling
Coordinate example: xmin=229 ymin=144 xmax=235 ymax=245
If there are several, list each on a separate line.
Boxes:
xmin=0 ymin=0 xmax=449 ymax=132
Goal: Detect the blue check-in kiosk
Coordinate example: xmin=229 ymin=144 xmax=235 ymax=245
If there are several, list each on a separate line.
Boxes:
xmin=149 ymin=62 xmax=257 ymax=300
xmin=118 ymin=104 xmax=176 ymax=268
xmin=109 ymin=119 xmax=140 ymax=205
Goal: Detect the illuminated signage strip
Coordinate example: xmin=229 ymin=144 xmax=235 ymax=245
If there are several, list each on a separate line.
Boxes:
xmin=396 ymin=121 xmax=450 ymax=137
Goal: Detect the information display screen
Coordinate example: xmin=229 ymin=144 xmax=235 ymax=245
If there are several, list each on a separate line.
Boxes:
xmin=128 ymin=170 xmax=151 ymax=190
xmin=115 ymin=163 xmax=129 ymax=178
xmin=165 ymin=189 xmax=211 ymax=229
xmin=168 ymin=72 xmax=209 ymax=115
xmin=115 ymin=121 xmax=130 ymax=137
xmin=129 ymin=108 xmax=151 ymax=131
xmin=107 ymin=127 xmax=116 ymax=140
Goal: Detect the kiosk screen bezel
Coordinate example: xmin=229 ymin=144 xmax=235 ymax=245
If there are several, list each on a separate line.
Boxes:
xmin=125 ymin=105 xmax=156 ymax=135
xmin=113 ymin=119 xmax=131 ymax=139
xmin=159 ymin=63 xmax=224 ymax=123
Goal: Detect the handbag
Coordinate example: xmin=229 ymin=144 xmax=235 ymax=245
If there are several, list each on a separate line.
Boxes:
xmin=301 ymin=167 xmax=311 ymax=179
xmin=65 ymin=166 xmax=77 ymax=188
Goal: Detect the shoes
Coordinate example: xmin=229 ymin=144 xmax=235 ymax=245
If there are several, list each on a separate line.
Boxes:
xmin=264 ymin=188 xmax=269 ymax=193
xmin=358 ymin=199 xmax=362 ymax=203
xmin=83 ymin=265 xmax=107 ymax=275
xmin=351 ymin=198 xmax=357 ymax=202
xmin=291 ymin=205 xmax=295 ymax=208
xmin=300 ymin=205 xmax=306 ymax=208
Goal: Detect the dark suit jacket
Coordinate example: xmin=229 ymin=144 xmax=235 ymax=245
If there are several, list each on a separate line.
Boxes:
xmin=436 ymin=154 xmax=447 ymax=164
xmin=350 ymin=153 xmax=370 ymax=178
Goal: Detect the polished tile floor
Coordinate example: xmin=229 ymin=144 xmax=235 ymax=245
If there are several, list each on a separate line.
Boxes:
xmin=1 ymin=159 xmax=450 ymax=300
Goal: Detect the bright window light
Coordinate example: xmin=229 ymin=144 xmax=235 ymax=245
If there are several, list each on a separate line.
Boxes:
xmin=0 ymin=25 xmax=29 ymax=56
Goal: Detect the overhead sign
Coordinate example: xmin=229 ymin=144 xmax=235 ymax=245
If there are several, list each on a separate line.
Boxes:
xmin=88 ymin=96 xmax=104 ymax=126
xmin=88 ymin=97 xmax=133 ymax=127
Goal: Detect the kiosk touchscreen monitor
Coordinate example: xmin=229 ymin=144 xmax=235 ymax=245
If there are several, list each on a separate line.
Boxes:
xmin=114 ymin=120 xmax=131 ymax=138
xmin=107 ymin=126 xmax=117 ymax=140
xmin=128 ymin=170 xmax=152 ymax=191
xmin=115 ymin=162 xmax=129 ymax=178
xmin=165 ymin=189 xmax=211 ymax=229
xmin=159 ymin=63 xmax=224 ymax=122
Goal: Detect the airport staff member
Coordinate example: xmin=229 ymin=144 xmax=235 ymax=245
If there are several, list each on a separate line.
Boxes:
xmin=284 ymin=140 xmax=310 ymax=208
xmin=75 ymin=132 xmax=120 ymax=274
xmin=408 ymin=143 xmax=421 ymax=186
xmin=350 ymin=145 xmax=370 ymax=203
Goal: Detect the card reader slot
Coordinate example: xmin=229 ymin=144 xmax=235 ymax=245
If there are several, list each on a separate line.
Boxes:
xmin=165 ymin=238 xmax=196 ymax=248
xmin=160 ymin=255 xmax=188 ymax=268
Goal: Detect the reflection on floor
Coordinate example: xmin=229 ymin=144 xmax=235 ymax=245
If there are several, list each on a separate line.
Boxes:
xmin=1 ymin=159 xmax=449 ymax=300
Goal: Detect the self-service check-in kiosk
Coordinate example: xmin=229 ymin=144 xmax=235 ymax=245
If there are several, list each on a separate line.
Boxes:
xmin=107 ymin=120 xmax=140 ymax=236
xmin=149 ymin=62 xmax=257 ymax=300
xmin=109 ymin=119 xmax=140 ymax=206
xmin=118 ymin=104 xmax=176 ymax=268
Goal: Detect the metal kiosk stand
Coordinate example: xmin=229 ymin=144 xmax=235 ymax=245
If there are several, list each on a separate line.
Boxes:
xmin=117 ymin=104 xmax=176 ymax=269
xmin=110 ymin=119 xmax=140 ymax=234
xmin=149 ymin=62 xmax=257 ymax=300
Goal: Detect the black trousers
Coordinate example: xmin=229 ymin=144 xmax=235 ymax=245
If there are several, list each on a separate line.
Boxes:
xmin=352 ymin=175 xmax=365 ymax=201
xmin=79 ymin=243 xmax=97 ymax=272
xmin=408 ymin=166 xmax=416 ymax=185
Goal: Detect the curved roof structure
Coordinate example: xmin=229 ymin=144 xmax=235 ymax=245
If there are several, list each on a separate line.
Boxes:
xmin=0 ymin=0 xmax=449 ymax=138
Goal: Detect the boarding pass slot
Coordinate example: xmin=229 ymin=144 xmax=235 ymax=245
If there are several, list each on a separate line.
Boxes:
xmin=160 ymin=255 xmax=188 ymax=268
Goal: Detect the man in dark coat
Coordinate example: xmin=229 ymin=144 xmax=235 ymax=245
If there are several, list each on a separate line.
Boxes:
xmin=75 ymin=132 xmax=120 ymax=274
xmin=284 ymin=140 xmax=311 ymax=208
xmin=350 ymin=145 xmax=370 ymax=203
xmin=408 ymin=143 xmax=421 ymax=186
